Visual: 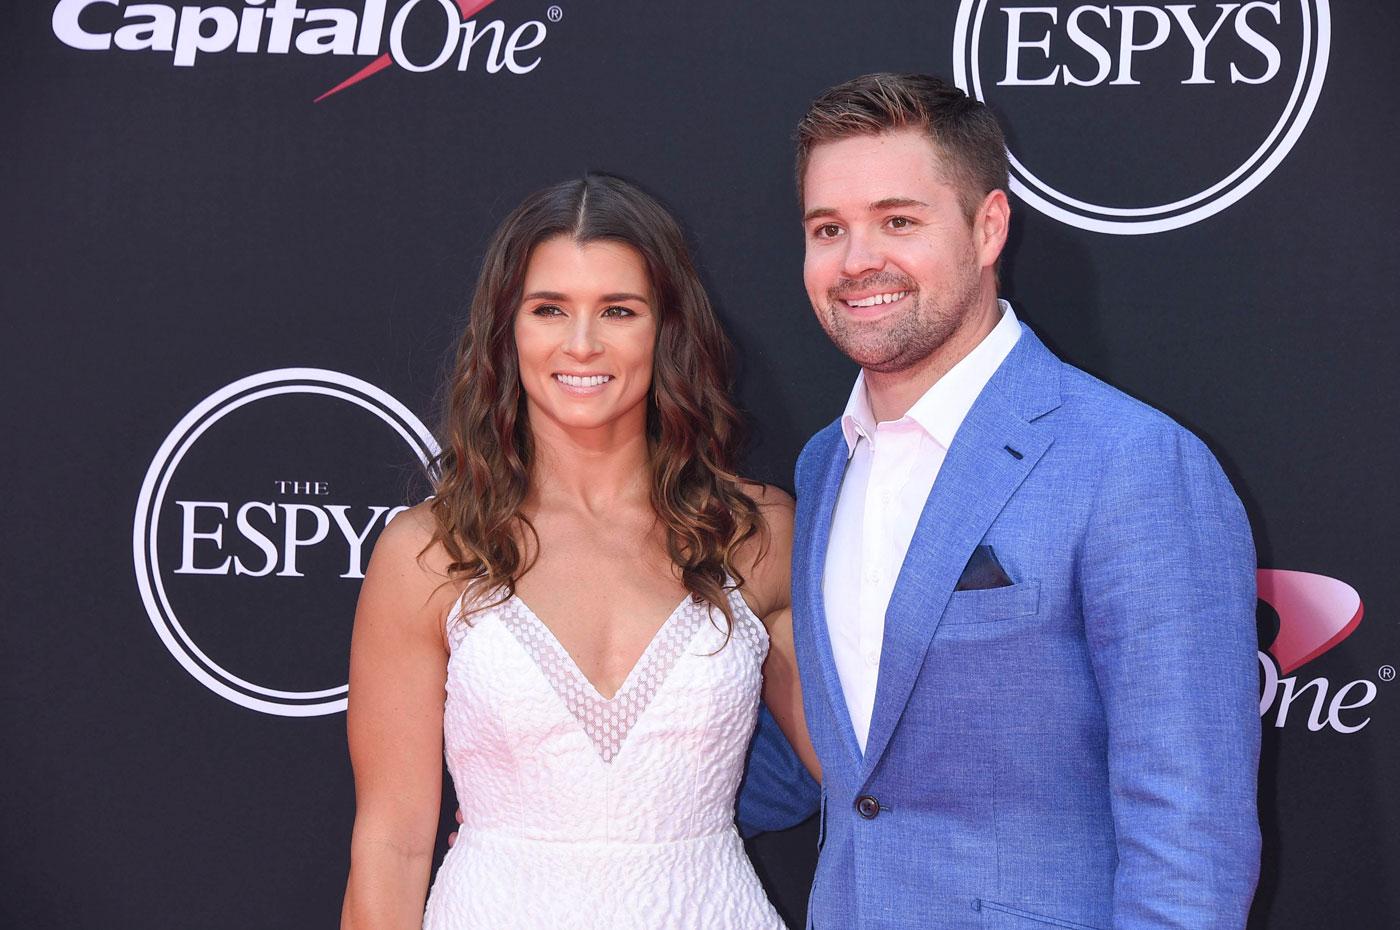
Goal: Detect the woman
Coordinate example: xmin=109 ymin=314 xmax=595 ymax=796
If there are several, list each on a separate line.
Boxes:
xmin=340 ymin=174 xmax=818 ymax=930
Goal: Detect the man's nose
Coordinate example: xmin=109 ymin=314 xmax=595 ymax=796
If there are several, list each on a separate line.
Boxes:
xmin=840 ymin=229 xmax=884 ymax=280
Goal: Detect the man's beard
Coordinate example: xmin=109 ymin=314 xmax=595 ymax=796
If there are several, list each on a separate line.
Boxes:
xmin=820 ymin=265 xmax=980 ymax=374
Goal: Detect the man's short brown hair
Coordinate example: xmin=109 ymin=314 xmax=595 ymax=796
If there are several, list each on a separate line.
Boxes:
xmin=794 ymin=72 xmax=1010 ymax=220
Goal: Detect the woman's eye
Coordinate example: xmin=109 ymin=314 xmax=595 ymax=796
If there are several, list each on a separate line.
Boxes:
xmin=532 ymin=304 xmax=564 ymax=317
xmin=601 ymin=305 xmax=635 ymax=318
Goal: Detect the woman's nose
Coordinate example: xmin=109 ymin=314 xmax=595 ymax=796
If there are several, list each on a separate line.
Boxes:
xmin=563 ymin=316 xmax=602 ymax=360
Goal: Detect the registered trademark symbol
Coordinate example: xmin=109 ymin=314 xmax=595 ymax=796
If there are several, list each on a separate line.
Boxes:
xmin=1380 ymin=665 xmax=1396 ymax=682
xmin=547 ymin=5 xmax=563 ymax=21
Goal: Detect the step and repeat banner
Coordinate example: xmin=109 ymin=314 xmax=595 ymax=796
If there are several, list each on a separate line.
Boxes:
xmin=4 ymin=1 xmax=1397 ymax=927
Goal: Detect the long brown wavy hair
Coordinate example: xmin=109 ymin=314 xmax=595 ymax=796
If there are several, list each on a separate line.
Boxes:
xmin=428 ymin=174 xmax=761 ymax=632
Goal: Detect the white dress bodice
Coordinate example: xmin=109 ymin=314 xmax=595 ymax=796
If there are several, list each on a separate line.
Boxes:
xmin=421 ymin=586 xmax=786 ymax=929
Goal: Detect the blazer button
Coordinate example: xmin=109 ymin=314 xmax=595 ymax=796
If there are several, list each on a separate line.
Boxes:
xmin=855 ymin=795 xmax=881 ymax=819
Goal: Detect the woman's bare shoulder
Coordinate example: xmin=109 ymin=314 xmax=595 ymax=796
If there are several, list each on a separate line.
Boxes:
xmin=734 ymin=480 xmax=794 ymax=620
xmin=362 ymin=501 xmax=462 ymax=627
xmin=373 ymin=501 xmax=446 ymax=569
xmin=739 ymin=480 xmax=794 ymax=527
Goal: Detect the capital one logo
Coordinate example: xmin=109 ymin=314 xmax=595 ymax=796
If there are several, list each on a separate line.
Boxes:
xmin=132 ymin=369 xmax=438 ymax=715
xmin=52 ymin=0 xmax=554 ymax=102
xmin=1257 ymin=569 xmax=1385 ymax=734
xmin=952 ymin=1 xmax=1330 ymax=234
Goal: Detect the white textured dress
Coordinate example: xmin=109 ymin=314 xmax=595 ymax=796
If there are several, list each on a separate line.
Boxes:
xmin=421 ymin=586 xmax=787 ymax=930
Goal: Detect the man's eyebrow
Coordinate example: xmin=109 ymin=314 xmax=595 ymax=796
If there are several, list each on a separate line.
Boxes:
xmin=870 ymin=197 xmax=930 ymax=211
xmin=802 ymin=198 xmax=932 ymax=223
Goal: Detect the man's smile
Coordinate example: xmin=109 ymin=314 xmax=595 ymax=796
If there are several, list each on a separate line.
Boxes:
xmin=842 ymin=290 xmax=912 ymax=309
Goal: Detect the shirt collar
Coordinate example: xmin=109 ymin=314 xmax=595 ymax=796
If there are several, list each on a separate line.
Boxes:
xmin=840 ymin=299 xmax=1022 ymax=456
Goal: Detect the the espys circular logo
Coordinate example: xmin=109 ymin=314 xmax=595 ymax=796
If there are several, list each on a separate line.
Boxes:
xmin=132 ymin=368 xmax=438 ymax=716
xmin=953 ymin=1 xmax=1330 ymax=234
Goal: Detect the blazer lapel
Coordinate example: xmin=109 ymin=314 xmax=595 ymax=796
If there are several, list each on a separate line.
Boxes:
xmin=859 ymin=327 xmax=1062 ymax=776
xmin=793 ymin=428 xmax=865 ymax=769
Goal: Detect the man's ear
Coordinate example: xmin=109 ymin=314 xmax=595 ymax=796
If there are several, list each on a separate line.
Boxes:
xmin=975 ymin=189 xmax=1010 ymax=270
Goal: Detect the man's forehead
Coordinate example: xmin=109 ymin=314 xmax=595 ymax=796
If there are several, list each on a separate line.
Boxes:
xmin=807 ymin=128 xmax=945 ymax=166
xmin=802 ymin=130 xmax=956 ymax=206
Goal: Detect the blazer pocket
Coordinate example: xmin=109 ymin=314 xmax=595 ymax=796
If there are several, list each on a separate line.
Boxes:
xmin=974 ymin=899 xmax=1103 ymax=930
xmin=940 ymin=580 xmax=1040 ymax=625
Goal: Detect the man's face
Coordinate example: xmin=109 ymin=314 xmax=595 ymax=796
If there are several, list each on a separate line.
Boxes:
xmin=801 ymin=129 xmax=994 ymax=374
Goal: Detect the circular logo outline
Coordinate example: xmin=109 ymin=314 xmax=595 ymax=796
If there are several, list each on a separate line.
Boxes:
xmin=953 ymin=0 xmax=1330 ymax=235
xmin=132 ymin=368 xmax=439 ymax=717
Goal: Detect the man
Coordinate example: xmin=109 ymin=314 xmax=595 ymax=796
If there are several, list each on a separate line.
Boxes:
xmin=739 ymin=72 xmax=1260 ymax=929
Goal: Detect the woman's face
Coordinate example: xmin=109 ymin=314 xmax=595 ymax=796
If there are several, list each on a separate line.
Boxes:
xmin=514 ymin=236 xmax=657 ymax=438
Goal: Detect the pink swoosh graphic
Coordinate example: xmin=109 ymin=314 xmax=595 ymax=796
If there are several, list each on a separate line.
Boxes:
xmin=1258 ymin=569 xmax=1363 ymax=675
xmin=315 ymin=0 xmax=500 ymax=103
xmin=315 ymin=53 xmax=394 ymax=103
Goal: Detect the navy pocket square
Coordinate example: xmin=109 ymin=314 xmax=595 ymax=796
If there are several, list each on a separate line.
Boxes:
xmin=955 ymin=545 xmax=1014 ymax=591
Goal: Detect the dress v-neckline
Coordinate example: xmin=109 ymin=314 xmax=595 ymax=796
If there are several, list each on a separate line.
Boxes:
xmin=508 ymin=591 xmax=691 ymax=702
xmin=494 ymin=591 xmax=711 ymax=764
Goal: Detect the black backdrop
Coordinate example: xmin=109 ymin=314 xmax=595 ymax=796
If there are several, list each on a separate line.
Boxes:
xmin=4 ymin=1 xmax=1398 ymax=927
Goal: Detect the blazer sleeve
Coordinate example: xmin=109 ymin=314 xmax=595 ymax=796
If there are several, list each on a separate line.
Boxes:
xmin=1080 ymin=423 xmax=1261 ymax=929
xmin=736 ymin=702 xmax=820 ymax=837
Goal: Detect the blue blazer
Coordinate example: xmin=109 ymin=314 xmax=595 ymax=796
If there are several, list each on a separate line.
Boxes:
xmin=739 ymin=325 xmax=1260 ymax=930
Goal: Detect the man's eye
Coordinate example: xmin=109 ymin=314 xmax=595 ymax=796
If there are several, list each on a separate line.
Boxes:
xmin=601 ymin=305 xmax=635 ymax=318
xmin=813 ymin=224 xmax=843 ymax=239
xmin=888 ymin=216 xmax=914 ymax=230
xmin=532 ymin=304 xmax=564 ymax=317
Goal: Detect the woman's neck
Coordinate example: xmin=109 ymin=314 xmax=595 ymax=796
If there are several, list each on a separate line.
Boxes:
xmin=526 ymin=413 xmax=653 ymax=518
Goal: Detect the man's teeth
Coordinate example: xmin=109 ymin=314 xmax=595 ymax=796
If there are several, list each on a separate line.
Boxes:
xmin=555 ymin=374 xmax=612 ymax=387
xmin=845 ymin=291 xmax=910 ymax=308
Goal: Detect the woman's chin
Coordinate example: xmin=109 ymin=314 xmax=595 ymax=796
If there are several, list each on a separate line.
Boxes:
xmin=524 ymin=390 xmax=649 ymax=437
xmin=530 ymin=405 xmax=634 ymax=436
